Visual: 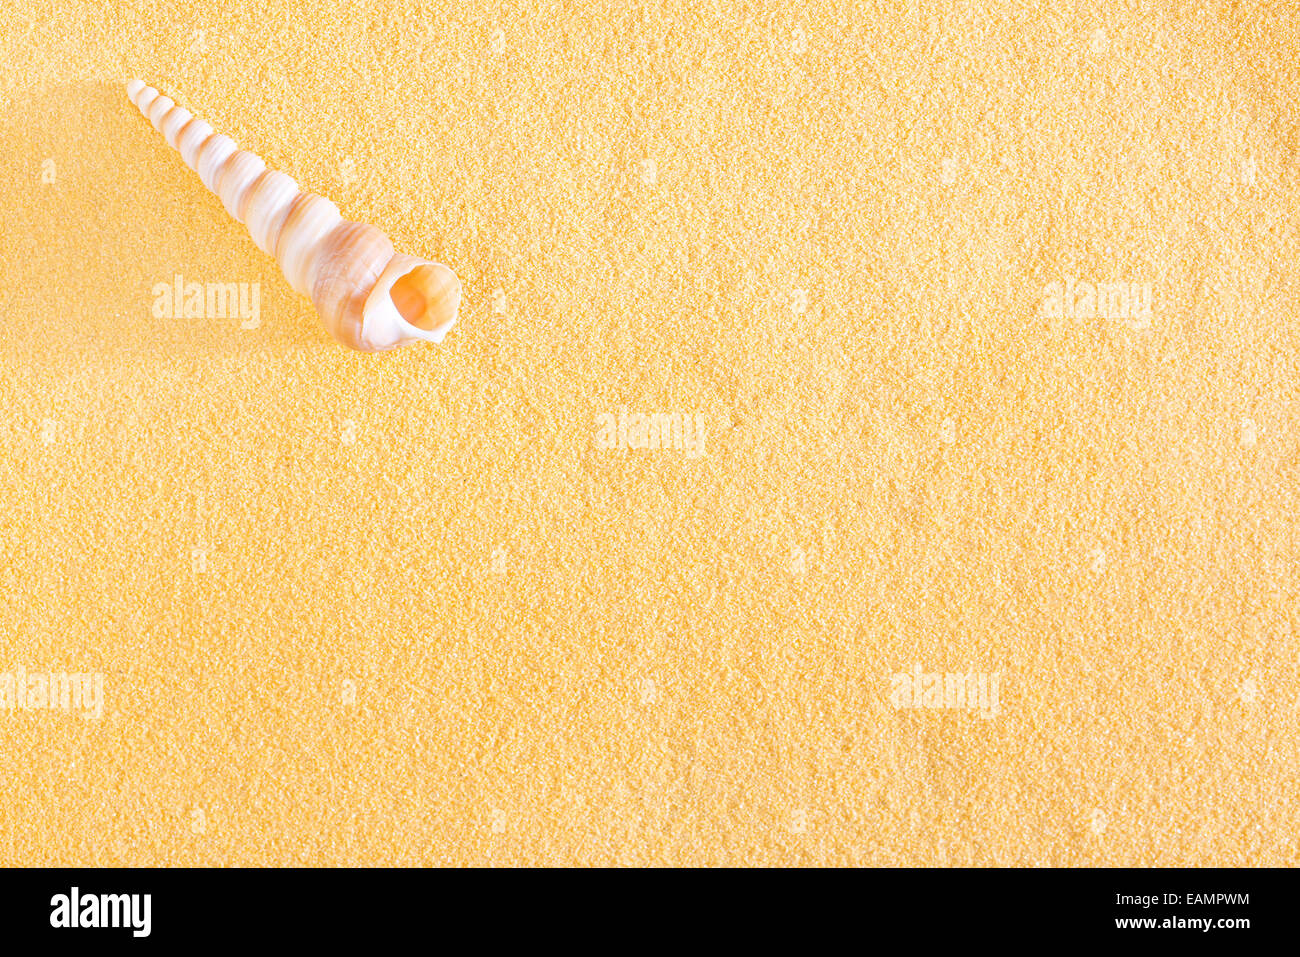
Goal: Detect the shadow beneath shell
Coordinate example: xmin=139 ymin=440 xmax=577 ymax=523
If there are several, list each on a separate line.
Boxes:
xmin=0 ymin=79 xmax=317 ymax=364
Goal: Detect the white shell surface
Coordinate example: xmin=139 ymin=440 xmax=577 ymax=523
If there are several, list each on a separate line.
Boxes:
xmin=177 ymin=119 xmax=214 ymax=169
xmin=244 ymin=171 xmax=299 ymax=254
xmin=196 ymin=134 xmax=237 ymax=193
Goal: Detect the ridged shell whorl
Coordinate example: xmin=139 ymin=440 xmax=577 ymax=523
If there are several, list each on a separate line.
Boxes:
xmin=124 ymin=79 xmax=461 ymax=352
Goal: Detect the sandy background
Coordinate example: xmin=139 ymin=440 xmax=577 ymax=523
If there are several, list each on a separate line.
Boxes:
xmin=0 ymin=0 xmax=1297 ymax=866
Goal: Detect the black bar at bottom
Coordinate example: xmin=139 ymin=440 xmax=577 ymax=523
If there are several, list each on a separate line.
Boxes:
xmin=0 ymin=867 xmax=1283 ymax=946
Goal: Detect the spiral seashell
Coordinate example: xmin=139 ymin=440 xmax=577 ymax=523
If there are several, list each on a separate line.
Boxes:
xmin=125 ymin=79 xmax=461 ymax=352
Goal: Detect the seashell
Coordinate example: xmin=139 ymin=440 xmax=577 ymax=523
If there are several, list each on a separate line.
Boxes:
xmin=124 ymin=79 xmax=460 ymax=351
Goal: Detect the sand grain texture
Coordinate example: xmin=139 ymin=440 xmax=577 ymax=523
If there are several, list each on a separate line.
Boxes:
xmin=0 ymin=0 xmax=1297 ymax=865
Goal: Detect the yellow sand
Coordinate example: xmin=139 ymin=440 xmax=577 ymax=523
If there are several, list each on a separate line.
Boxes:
xmin=0 ymin=1 xmax=1296 ymax=866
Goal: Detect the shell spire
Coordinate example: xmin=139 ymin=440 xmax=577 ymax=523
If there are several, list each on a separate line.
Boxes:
xmin=124 ymin=79 xmax=461 ymax=352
